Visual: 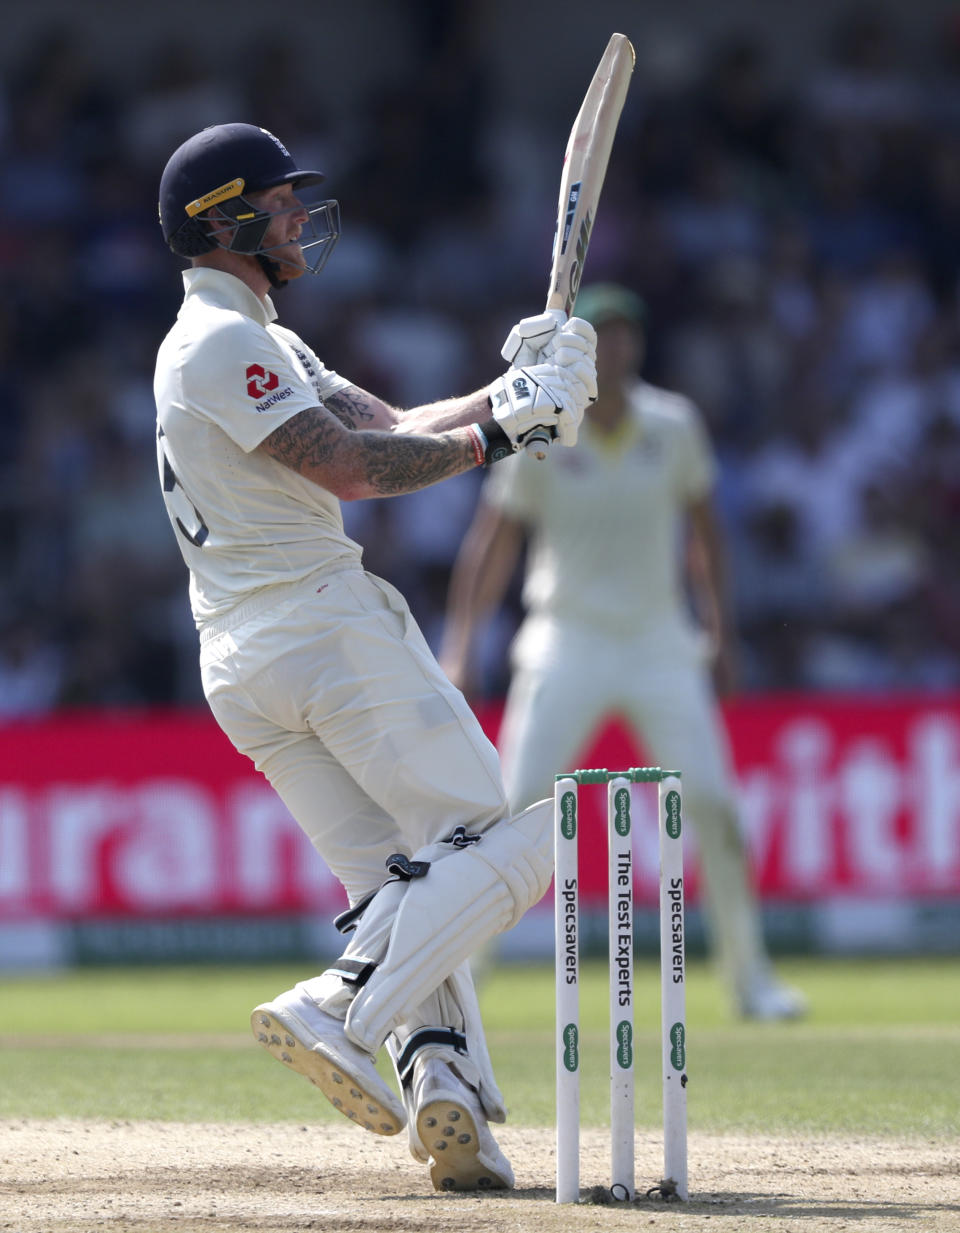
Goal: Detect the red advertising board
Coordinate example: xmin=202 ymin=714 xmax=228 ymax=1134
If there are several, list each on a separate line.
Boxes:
xmin=2 ymin=697 xmax=960 ymax=922
xmin=0 ymin=710 xmax=342 ymax=919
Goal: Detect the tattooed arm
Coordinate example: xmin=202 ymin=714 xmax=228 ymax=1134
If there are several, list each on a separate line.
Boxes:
xmin=322 ymin=386 xmax=395 ymax=431
xmin=259 ymin=391 xmax=491 ymax=499
xmin=323 ymin=384 xmax=505 ymax=436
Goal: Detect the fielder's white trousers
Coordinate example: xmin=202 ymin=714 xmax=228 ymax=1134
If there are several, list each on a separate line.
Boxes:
xmin=498 ymin=613 xmax=774 ymax=1005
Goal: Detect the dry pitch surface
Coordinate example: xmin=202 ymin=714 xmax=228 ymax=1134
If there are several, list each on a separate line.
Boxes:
xmin=2 ymin=1119 xmax=957 ymax=1233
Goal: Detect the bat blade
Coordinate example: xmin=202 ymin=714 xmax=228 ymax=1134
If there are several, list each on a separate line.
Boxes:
xmin=548 ymin=32 xmax=636 ymax=316
xmin=526 ymin=32 xmax=636 ymax=458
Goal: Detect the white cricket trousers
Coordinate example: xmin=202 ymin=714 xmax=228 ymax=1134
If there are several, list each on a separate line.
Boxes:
xmin=198 ymin=565 xmax=508 ymax=904
xmin=498 ymin=614 xmax=773 ymax=1004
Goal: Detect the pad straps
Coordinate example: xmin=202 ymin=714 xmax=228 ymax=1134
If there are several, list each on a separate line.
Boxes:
xmin=323 ymin=956 xmax=377 ymax=988
xmin=394 ymin=1026 xmax=468 ymax=1089
xmin=333 ymin=852 xmax=433 ymax=936
xmin=328 ymin=829 xmax=485 ymax=998
xmin=332 ymin=888 xmax=378 ymax=936
xmin=333 ymin=830 xmax=479 ymax=936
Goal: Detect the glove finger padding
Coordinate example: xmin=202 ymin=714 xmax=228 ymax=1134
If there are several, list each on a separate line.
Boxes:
xmin=544 ymin=320 xmax=598 ymax=417
xmin=552 ymin=404 xmax=580 ymax=447
xmin=550 ymin=344 xmax=598 ymax=402
xmin=500 ymin=308 xmax=567 ymax=367
xmin=554 ymin=411 xmax=579 ymax=448
xmin=547 ymin=316 xmax=597 ymax=359
xmin=547 ymin=333 xmax=595 ymax=362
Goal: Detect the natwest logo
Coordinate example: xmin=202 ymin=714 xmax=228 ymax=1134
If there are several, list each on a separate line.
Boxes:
xmin=246 ymin=364 xmax=280 ymax=399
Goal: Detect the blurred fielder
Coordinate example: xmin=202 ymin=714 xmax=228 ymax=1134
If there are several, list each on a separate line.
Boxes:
xmin=154 ymin=122 xmax=597 ymax=1190
xmin=442 ymin=283 xmax=805 ymax=1020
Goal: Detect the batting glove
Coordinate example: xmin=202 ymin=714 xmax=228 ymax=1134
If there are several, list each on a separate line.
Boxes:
xmin=500 ymin=309 xmax=567 ymax=367
xmin=501 ymin=312 xmax=597 ymax=374
xmin=482 ymin=363 xmax=586 ymax=456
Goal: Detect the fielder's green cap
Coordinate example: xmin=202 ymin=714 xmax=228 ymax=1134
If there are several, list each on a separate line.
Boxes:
xmin=573 ymin=282 xmax=647 ymax=327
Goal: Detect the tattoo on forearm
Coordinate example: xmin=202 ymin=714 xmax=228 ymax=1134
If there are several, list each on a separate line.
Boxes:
xmin=264 ymin=408 xmax=339 ymax=471
xmin=324 ymin=389 xmax=377 ymax=430
xmin=360 ymin=433 xmax=468 ymax=494
xmin=264 ymin=408 xmax=472 ymax=493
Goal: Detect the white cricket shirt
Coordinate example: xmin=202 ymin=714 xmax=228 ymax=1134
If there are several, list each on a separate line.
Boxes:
xmin=484 ymin=379 xmax=714 ymax=638
xmin=154 ymin=268 xmax=359 ymax=627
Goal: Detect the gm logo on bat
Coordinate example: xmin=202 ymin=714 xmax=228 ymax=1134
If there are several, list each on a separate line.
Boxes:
xmin=565 ymin=207 xmax=594 ymax=310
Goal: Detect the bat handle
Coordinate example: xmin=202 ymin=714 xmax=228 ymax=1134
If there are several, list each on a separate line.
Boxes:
xmin=523 ymin=430 xmax=552 ymax=460
xmin=523 ymin=300 xmax=571 ymax=459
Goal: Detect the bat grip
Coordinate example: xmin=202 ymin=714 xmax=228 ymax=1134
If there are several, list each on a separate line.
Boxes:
xmin=523 ymin=301 xmax=570 ymax=459
xmin=523 ymin=429 xmax=552 ymax=460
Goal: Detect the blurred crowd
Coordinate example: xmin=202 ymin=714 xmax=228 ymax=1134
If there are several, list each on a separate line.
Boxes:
xmin=3 ymin=5 xmax=960 ymax=713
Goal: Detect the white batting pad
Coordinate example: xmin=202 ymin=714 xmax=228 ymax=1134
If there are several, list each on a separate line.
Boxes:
xmin=343 ymin=798 xmax=553 ymax=1052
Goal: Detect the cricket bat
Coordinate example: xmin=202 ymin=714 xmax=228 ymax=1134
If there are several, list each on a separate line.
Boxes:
xmin=525 ymin=32 xmax=636 ymax=459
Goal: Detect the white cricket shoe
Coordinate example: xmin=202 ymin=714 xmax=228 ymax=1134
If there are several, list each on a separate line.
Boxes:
xmin=251 ymin=985 xmax=405 ymax=1135
xmin=740 ymin=980 xmax=808 ymax=1021
xmin=408 ymin=1057 xmax=514 ymax=1192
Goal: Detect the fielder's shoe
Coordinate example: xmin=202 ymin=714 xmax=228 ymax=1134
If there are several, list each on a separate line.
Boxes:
xmin=251 ymin=985 xmax=405 ymax=1135
xmin=740 ymin=980 xmax=808 ymax=1021
xmin=408 ymin=1057 xmax=514 ymax=1192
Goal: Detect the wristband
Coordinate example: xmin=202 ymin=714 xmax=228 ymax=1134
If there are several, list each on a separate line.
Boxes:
xmin=465 ymin=423 xmax=487 ymax=468
xmin=476 ymin=418 xmax=514 ymax=466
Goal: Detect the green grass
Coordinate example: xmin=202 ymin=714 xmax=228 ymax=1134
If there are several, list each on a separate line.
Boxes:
xmin=0 ymin=957 xmax=957 ymax=1137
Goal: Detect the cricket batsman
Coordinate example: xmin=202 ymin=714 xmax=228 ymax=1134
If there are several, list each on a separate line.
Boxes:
xmin=154 ymin=122 xmax=597 ymax=1191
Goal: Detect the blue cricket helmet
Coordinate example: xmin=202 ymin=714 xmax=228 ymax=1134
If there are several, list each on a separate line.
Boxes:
xmin=158 ymin=123 xmax=338 ymax=275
